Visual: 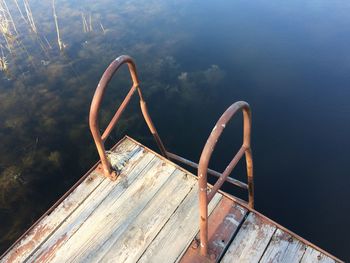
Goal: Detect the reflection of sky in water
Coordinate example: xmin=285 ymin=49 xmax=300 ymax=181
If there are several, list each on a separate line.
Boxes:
xmin=0 ymin=0 xmax=349 ymax=259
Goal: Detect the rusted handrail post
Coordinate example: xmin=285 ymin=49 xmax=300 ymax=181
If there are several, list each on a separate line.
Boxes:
xmin=197 ymin=101 xmax=254 ymax=257
xmin=89 ymin=55 xmax=168 ymax=180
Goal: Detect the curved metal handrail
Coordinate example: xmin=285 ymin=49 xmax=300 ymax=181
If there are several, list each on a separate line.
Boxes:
xmin=89 ymin=55 xmax=167 ymax=180
xmin=89 ymin=56 xmax=254 ymax=259
xmin=197 ymin=101 xmax=254 ymax=256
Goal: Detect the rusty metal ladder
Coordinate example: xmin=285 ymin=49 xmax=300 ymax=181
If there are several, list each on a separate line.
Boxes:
xmin=89 ymin=55 xmax=254 ymax=258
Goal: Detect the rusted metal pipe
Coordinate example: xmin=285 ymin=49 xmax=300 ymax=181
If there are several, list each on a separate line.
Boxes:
xmin=89 ymin=55 xmax=168 ymax=180
xmin=197 ymin=101 xmax=254 ymax=257
xmin=101 ymin=84 xmax=137 ymax=142
xmin=89 ymin=57 xmax=254 ymax=259
xmin=166 ymin=151 xmax=248 ymax=189
xmin=207 ymin=146 xmax=245 ymax=202
xmin=140 ymin=100 xmax=168 ymax=157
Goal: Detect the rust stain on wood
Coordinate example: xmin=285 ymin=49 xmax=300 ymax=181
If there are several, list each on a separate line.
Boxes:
xmin=180 ymin=197 xmax=247 ymax=262
xmin=35 ymin=234 xmax=67 ymax=262
xmin=6 ymin=224 xmax=53 ymax=263
xmin=1 ymin=137 xmax=343 ymax=263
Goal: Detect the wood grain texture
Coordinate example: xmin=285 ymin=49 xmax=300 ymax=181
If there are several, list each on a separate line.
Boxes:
xmin=204 ymin=198 xmax=247 ymax=260
xmin=300 ymin=247 xmax=336 ymax=263
xmin=137 ymin=188 xmax=222 ymax=263
xmin=26 ymin=140 xmax=153 ymax=262
xmin=48 ymin=157 xmax=176 ymax=262
xmin=99 ymin=170 xmax=197 ymax=263
xmin=0 ymin=138 xmax=137 ymax=263
xmin=179 ymin=197 xmax=247 ymax=263
xmin=1 ymin=137 xmax=341 ymax=263
xmin=259 ymin=228 xmax=307 ymax=263
xmin=221 ymin=213 xmax=276 ymax=263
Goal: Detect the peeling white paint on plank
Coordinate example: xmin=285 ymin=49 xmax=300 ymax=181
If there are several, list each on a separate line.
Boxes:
xmin=221 ymin=213 xmax=276 ymax=263
xmin=1 ymin=137 xmax=341 ymax=263
xmin=137 ymin=188 xmax=222 ymax=263
xmin=50 ymin=158 xmax=176 ymax=262
xmin=98 ymin=170 xmax=197 ymax=263
xmin=179 ymin=199 xmax=248 ymax=262
xmin=300 ymin=247 xmax=336 ymax=263
xmin=260 ymin=228 xmax=307 ymax=263
xmin=27 ymin=148 xmax=155 ymax=262
xmin=1 ymin=138 xmax=137 ymax=263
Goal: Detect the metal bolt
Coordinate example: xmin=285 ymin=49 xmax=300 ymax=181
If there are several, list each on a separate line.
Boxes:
xmin=192 ymin=241 xmax=199 ymax=249
xmin=210 ymin=253 xmax=216 ymax=260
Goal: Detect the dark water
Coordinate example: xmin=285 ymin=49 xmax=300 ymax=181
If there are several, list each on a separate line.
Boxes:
xmin=0 ymin=0 xmax=349 ymax=260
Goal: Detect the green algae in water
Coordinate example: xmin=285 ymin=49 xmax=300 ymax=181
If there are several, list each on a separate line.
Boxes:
xmin=0 ymin=0 xmax=228 ymax=253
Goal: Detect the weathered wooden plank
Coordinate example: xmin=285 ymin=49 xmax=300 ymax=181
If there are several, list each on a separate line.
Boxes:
xmin=48 ymin=157 xmax=176 ymax=262
xmin=180 ymin=197 xmax=247 ymax=263
xmin=138 ymin=188 xmax=222 ymax=263
xmin=260 ymin=228 xmax=307 ymax=263
xmin=2 ymin=135 xmax=342 ymax=263
xmin=97 ymin=169 xmax=197 ymax=262
xmin=26 ymin=144 xmax=154 ymax=262
xmin=0 ymin=138 xmax=137 ymax=263
xmin=300 ymin=247 xmax=336 ymax=263
xmin=221 ymin=213 xmax=276 ymax=263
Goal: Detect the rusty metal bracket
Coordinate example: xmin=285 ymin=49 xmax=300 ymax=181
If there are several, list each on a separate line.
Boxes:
xmin=197 ymin=101 xmax=254 ymax=257
xmin=89 ymin=55 xmax=168 ymax=180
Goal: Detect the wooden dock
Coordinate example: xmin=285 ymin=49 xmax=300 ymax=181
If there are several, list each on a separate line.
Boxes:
xmin=0 ymin=136 xmax=342 ymax=263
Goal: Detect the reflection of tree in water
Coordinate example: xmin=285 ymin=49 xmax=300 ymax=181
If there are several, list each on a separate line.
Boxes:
xmin=0 ymin=0 xmax=228 ymax=253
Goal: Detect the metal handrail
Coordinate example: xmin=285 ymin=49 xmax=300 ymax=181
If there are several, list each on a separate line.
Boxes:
xmin=197 ymin=101 xmax=254 ymax=256
xmin=89 ymin=55 xmax=167 ymax=180
xmin=89 ymin=56 xmax=254 ymax=259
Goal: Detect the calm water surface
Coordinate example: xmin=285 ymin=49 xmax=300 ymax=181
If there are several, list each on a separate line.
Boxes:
xmin=0 ymin=0 xmax=349 ymax=260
